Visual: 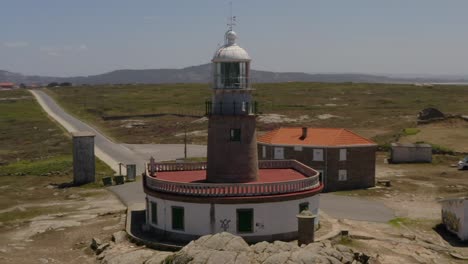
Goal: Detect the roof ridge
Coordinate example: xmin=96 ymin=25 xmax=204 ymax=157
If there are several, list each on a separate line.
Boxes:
xmin=342 ymin=128 xmax=376 ymax=145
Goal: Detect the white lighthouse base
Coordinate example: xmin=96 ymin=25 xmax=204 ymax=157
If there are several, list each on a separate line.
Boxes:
xmin=145 ymin=195 xmax=320 ymax=243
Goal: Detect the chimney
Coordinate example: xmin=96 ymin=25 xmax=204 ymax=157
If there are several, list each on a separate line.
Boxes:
xmin=300 ymin=127 xmax=308 ymax=140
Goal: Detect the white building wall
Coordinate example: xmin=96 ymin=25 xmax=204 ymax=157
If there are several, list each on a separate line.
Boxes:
xmin=147 ymin=195 xmax=319 ymax=238
xmin=464 ymin=200 xmax=468 ymax=240
xmin=441 ymin=199 xmax=467 ymax=241
xmin=148 ymin=196 xmax=212 ymax=236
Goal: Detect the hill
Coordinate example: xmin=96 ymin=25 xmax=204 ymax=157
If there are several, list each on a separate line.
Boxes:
xmin=1 ymin=64 xmax=468 ymax=85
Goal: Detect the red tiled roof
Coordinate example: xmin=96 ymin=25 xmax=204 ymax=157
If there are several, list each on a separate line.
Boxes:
xmin=0 ymin=82 xmax=14 ymax=87
xmin=156 ymin=168 xmax=306 ymax=183
xmin=258 ymin=127 xmax=376 ymax=147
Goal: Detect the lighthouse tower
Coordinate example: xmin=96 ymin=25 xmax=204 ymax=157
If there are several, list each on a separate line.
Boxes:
xmin=143 ymin=21 xmax=322 ymax=244
xmin=206 ymin=29 xmax=258 ymax=183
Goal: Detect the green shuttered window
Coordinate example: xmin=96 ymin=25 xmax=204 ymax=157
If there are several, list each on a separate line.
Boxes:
xmin=172 ymin=206 xmax=184 ymax=230
xmin=151 ymin=202 xmax=157 ymax=224
xmin=230 ymin=128 xmax=241 ymax=141
xmin=237 ymin=209 xmax=253 ymax=233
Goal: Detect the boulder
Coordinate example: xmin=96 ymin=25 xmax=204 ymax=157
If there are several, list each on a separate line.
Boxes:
xmin=112 ymin=231 xmax=127 ymax=244
xmin=144 ymin=251 xmax=174 ymax=264
xmin=101 ymin=249 xmax=156 ymax=264
xmin=96 ymin=243 xmax=110 ymax=255
xmin=91 ymin=237 xmax=102 ymax=251
xmin=418 ymin=108 xmax=445 ymax=121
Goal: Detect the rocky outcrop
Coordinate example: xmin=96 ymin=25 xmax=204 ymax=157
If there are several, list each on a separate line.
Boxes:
xmin=418 ymin=108 xmax=445 ymax=121
xmin=169 ymin=232 xmax=374 ymax=264
xmin=112 ymin=231 xmax=127 ymax=244
xmin=97 ymin=232 xmax=375 ymax=264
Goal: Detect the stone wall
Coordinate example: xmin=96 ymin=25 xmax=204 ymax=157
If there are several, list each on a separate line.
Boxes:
xmin=207 ymin=115 xmax=258 ymax=183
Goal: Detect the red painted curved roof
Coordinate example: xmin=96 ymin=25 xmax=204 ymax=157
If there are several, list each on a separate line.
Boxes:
xmin=155 ymin=168 xmax=306 ymax=183
xmin=258 ymin=127 xmax=375 ymax=147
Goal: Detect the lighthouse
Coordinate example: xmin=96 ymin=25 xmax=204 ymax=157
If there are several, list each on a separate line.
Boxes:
xmin=206 ymin=29 xmax=258 ymax=183
xmin=143 ymin=22 xmax=323 ymax=244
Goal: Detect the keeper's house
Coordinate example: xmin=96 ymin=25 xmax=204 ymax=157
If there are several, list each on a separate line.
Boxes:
xmin=258 ymin=127 xmax=377 ymax=192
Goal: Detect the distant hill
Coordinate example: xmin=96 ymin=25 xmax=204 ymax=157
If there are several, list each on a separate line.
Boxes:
xmin=1 ymin=64 xmax=468 ymax=85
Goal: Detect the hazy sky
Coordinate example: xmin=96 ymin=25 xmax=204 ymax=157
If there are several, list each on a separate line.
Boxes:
xmin=2 ymin=0 xmax=468 ymax=77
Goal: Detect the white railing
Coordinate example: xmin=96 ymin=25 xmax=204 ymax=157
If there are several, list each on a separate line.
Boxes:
xmin=149 ymin=162 xmax=207 ymax=174
xmin=144 ymin=160 xmax=320 ymax=197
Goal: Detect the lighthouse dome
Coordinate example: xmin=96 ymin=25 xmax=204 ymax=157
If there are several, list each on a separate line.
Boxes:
xmin=212 ymin=30 xmax=251 ymax=62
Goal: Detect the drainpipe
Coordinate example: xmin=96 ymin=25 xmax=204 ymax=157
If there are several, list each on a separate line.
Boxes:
xmin=324 ymin=148 xmax=328 ymax=191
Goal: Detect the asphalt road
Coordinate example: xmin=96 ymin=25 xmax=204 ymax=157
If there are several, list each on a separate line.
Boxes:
xmin=31 ymin=89 xmax=394 ymax=222
xmin=30 ymin=90 xmax=207 ymax=174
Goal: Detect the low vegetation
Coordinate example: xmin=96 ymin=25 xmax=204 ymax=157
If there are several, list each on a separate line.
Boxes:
xmin=402 ymin=128 xmax=420 ymax=136
xmin=46 ymin=82 xmax=468 ymax=147
xmin=0 ymin=90 xmax=114 ymax=214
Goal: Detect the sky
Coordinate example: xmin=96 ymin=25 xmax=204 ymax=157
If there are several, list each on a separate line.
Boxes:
xmin=1 ymin=0 xmax=468 ymax=77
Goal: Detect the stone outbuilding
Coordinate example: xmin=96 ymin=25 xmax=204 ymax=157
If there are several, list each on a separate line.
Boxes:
xmin=440 ymin=197 xmax=468 ymax=241
xmin=390 ymin=143 xmax=432 ymax=163
xmin=257 ymin=127 xmax=377 ymax=192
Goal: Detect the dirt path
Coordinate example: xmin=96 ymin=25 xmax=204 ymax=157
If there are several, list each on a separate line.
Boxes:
xmin=0 ymin=187 xmax=126 ymax=264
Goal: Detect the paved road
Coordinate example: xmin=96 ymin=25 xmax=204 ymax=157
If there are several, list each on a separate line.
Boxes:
xmin=31 ymin=89 xmax=394 ymax=222
xmin=320 ymin=193 xmax=394 ymax=222
xmin=30 ymin=90 xmax=207 ymax=174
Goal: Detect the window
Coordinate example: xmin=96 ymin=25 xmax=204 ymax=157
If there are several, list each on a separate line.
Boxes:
xmin=237 ymin=209 xmax=254 ymax=233
xmin=220 ymin=62 xmax=240 ymax=88
xmin=299 ymin=202 xmax=309 ymax=213
xmin=338 ymin=170 xmax=347 ymax=181
xmin=274 ymin=147 xmax=284 ymax=159
xmin=150 ymin=202 xmax=157 ymax=225
xmin=172 ymin=206 xmax=184 ymax=230
xmin=230 ymin=128 xmax=241 ymax=141
xmin=339 ymin=149 xmax=347 ymax=161
xmin=294 ymin=146 xmax=303 ymax=151
xmin=262 ymin=146 xmax=266 ymax=158
xmin=313 ymin=149 xmax=324 ymax=161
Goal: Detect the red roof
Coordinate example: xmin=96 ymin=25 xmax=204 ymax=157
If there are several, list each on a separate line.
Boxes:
xmin=156 ymin=168 xmax=306 ymax=183
xmin=258 ymin=127 xmax=376 ymax=147
xmin=0 ymin=82 xmax=14 ymax=87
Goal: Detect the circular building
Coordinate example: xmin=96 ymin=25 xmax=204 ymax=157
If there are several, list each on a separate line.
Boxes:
xmin=143 ymin=29 xmax=323 ymax=244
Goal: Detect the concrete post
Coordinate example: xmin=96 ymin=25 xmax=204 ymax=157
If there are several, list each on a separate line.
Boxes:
xmin=297 ymin=210 xmax=317 ymax=246
xmin=72 ymin=132 xmax=96 ymax=185
xmin=126 ymin=164 xmax=136 ymax=181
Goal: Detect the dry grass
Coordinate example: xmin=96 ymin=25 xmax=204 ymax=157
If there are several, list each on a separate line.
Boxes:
xmin=46 ymin=83 xmax=468 ymax=147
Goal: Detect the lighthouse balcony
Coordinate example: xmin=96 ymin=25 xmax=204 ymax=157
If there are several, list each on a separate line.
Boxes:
xmin=213 ymin=76 xmax=251 ymax=89
xmin=144 ymin=160 xmax=321 ymax=198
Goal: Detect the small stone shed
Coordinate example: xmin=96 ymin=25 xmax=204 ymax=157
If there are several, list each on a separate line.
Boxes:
xmin=440 ymin=197 xmax=468 ymax=241
xmin=390 ymin=143 xmax=432 ymax=163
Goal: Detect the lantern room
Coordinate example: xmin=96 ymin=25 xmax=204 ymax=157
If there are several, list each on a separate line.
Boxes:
xmin=212 ymin=30 xmax=251 ymax=89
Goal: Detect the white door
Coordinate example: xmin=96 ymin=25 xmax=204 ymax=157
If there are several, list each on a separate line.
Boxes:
xmin=274 ymin=147 xmax=284 ymax=159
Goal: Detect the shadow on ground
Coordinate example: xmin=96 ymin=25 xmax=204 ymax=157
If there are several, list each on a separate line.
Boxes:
xmin=433 ymin=224 xmax=468 ymax=248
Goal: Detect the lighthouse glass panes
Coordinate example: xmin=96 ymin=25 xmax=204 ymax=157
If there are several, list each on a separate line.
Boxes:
xmin=215 ymin=62 xmax=248 ymax=89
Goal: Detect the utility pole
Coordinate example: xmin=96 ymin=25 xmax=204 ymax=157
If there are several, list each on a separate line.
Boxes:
xmin=184 ymin=124 xmax=187 ymax=159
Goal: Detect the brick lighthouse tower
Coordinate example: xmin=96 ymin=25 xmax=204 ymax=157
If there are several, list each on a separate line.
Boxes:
xmin=206 ymin=28 xmax=259 ymax=183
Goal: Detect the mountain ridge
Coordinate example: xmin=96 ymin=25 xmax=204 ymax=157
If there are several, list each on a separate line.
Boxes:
xmin=1 ymin=64 xmax=467 ymax=85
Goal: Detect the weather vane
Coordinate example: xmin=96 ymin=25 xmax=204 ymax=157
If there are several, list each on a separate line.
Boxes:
xmin=227 ymin=1 xmax=236 ymax=30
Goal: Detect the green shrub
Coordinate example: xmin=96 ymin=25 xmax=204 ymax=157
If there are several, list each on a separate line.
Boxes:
xmin=402 ymin=128 xmax=420 ymax=136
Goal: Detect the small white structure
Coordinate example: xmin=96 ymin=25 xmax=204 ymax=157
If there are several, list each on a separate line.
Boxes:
xmin=440 ymin=197 xmax=468 ymax=241
xmin=390 ymin=143 xmax=432 ymax=163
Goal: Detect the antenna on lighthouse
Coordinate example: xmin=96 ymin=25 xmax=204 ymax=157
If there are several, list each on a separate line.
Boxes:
xmin=227 ymin=1 xmax=236 ymax=30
